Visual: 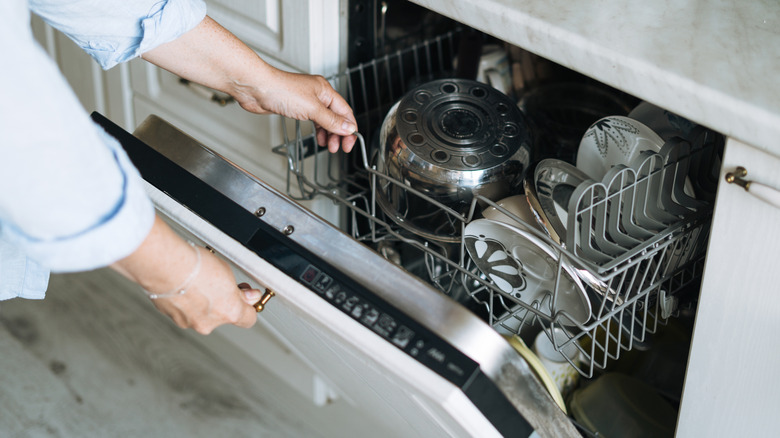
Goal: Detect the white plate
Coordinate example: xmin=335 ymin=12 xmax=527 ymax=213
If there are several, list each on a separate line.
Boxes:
xmin=464 ymin=218 xmax=592 ymax=326
xmin=576 ymin=115 xmax=664 ymax=181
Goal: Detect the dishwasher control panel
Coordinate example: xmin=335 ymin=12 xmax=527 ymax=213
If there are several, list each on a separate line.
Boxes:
xmin=247 ymin=230 xmax=479 ymax=388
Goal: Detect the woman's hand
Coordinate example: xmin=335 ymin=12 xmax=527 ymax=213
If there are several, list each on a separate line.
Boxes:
xmin=111 ymin=215 xmax=263 ymax=334
xmin=232 ymin=69 xmax=358 ymax=153
xmin=142 ymin=16 xmax=358 ymax=153
xmin=147 ymin=251 xmax=262 ymax=334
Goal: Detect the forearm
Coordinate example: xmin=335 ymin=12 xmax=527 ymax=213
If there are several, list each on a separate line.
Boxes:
xmin=140 ymin=16 xmax=277 ymax=114
xmin=110 ymin=214 xmax=262 ymax=334
xmin=141 ymin=15 xmax=358 ymax=152
xmin=110 ymin=215 xmax=194 ymax=294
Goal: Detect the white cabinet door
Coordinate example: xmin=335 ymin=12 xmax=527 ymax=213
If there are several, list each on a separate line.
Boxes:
xmin=30 ymin=16 xmax=129 ymax=126
xmin=677 ymin=138 xmax=780 ymax=437
xmin=204 ymin=0 xmax=343 ymax=74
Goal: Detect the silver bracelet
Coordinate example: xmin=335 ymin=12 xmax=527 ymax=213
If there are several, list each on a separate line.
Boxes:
xmin=144 ymin=241 xmax=202 ymax=300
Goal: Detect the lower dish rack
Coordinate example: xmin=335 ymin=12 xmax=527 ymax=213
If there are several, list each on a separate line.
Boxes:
xmin=272 ymin=32 xmax=721 ymax=378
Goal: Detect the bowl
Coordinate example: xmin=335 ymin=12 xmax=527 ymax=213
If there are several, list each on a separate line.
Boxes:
xmin=628 ymin=101 xmax=697 ymax=143
xmin=376 ymin=78 xmax=532 ymax=243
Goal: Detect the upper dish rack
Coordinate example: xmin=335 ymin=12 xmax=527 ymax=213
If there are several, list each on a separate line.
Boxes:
xmin=272 ymin=32 xmax=721 ymax=378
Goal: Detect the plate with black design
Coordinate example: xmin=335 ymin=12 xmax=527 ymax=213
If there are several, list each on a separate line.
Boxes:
xmin=464 ymin=218 xmax=592 ymax=326
xmin=575 ymin=115 xmax=664 ymax=181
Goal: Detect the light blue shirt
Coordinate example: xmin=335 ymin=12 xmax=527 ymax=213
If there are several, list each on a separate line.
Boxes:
xmin=0 ymin=0 xmax=206 ymax=300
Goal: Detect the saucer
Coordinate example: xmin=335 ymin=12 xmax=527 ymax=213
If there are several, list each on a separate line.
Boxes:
xmin=464 ymin=218 xmax=592 ymax=326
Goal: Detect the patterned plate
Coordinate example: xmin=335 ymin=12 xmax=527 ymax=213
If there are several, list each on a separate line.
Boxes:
xmin=576 ymin=115 xmax=664 ymax=181
xmin=464 ymin=218 xmax=591 ymax=326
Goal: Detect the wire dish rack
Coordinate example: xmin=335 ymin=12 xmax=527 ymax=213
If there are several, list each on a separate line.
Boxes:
xmin=273 ymin=32 xmax=721 ymax=378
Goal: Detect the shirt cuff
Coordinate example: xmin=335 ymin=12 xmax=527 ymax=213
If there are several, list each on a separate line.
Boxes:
xmin=2 ymin=125 xmax=156 ymax=273
xmin=137 ymin=0 xmax=208 ymax=58
xmin=0 ymin=239 xmax=50 ymax=301
xmin=30 ymin=0 xmax=207 ymax=70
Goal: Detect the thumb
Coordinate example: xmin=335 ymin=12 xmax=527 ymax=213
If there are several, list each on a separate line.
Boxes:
xmin=237 ymin=283 xmax=263 ymax=304
xmin=311 ymin=106 xmax=356 ymax=137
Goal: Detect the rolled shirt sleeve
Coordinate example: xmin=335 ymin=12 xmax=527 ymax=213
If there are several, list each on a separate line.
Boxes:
xmin=0 ymin=0 xmax=162 ymax=299
xmin=29 ymin=0 xmax=207 ymax=69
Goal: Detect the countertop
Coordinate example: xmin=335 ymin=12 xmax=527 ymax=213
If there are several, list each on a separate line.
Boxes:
xmin=411 ymin=0 xmax=780 ymax=157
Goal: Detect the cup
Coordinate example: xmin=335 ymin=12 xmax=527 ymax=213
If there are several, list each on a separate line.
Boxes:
xmin=476 ymin=45 xmax=513 ymax=96
xmin=533 ymin=328 xmax=581 ymax=397
xmin=454 ymin=44 xmax=513 ymax=96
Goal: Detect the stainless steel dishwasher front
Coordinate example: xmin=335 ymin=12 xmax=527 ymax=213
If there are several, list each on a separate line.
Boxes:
xmin=91 ymin=111 xmax=578 ymax=438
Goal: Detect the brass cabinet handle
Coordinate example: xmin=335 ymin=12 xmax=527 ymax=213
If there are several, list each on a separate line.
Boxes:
xmin=725 ymin=167 xmax=780 ymax=209
xmin=178 ymin=78 xmax=235 ymax=106
xmin=253 ymin=288 xmax=276 ymax=313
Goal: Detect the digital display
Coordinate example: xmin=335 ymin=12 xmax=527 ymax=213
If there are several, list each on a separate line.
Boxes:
xmin=294 ymin=262 xmax=474 ymax=383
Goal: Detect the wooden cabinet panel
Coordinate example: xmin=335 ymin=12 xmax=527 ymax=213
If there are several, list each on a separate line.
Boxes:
xmin=677 ymin=138 xmax=780 ymax=437
xmin=205 ymin=0 xmax=343 ymax=75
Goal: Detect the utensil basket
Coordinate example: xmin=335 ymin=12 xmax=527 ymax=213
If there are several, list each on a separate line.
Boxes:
xmin=272 ymin=32 xmax=720 ymax=378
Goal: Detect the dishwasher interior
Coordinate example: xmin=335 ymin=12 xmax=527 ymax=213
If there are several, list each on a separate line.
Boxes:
xmin=274 ymin=6 xmax=723 ymax=435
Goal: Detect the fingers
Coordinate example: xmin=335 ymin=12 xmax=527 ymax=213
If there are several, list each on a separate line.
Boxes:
xmin=317 ymin=126 xmax=357 ymax=153
xmin=150 ymin=256 xmax=265 ymax=333
xmin=308 ymin=77 xmax=358 ymax=153
xmin=238 ymin=283 xmax=262 ymax=303
xmin=312 ymin=82 xmax=357 ymax=136
xmin=235 ymin=300 xmax=260 ymax=328
xmin=232 ymin=285 xmax=262 ymax=328
xmin=316 ymin=128 xmax=329 ymax=149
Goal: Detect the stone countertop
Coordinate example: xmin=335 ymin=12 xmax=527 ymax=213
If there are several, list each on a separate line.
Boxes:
xmin=411 ymin=0 xmax=780 ymax=156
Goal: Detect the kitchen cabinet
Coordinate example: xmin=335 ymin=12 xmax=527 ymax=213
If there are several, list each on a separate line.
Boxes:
xmin=677 ymin=138 xmax=780 ymax=437
xmin=408 ymin=0 xmax=780 ymax=435
xmin=31 ymin=0 xmax=780 ymax=435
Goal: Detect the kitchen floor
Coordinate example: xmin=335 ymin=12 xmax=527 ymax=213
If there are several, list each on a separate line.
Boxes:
xmin=0 ymin=269 xmax=387 ymax=438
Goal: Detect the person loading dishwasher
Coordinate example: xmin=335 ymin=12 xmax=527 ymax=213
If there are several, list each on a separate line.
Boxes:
xmin=0 ymin=0 xmax=357 ymax=334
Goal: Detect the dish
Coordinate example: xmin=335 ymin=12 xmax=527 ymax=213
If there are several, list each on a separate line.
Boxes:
xmin=464 ymin=218 xmax=591 ymax=326
xmin=533 ymin=328 xmax=581 ymax=398
xmin=505 ymin=334 xmax=567 ymax=413
xmin=525 ymin=159 xmax=593 ymax=249
xmin=628 ymin=101 xmax=697 ymax=142
xmin=576 ymin=115 xmax=665 ymax=181
xmin=482 ymin=194 xmax=538 ymax=229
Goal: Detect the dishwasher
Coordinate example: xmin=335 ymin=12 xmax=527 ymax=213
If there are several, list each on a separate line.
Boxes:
xmin=92 ymin=4 xmax=725 ymax=437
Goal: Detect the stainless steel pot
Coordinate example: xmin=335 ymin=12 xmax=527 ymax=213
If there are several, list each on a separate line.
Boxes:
xmin=376 ymin=78 xmax=532 ymax=242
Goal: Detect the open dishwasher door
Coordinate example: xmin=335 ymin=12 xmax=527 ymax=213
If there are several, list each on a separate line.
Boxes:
xmin=91 ymin=112 xmax=577 ymax=438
